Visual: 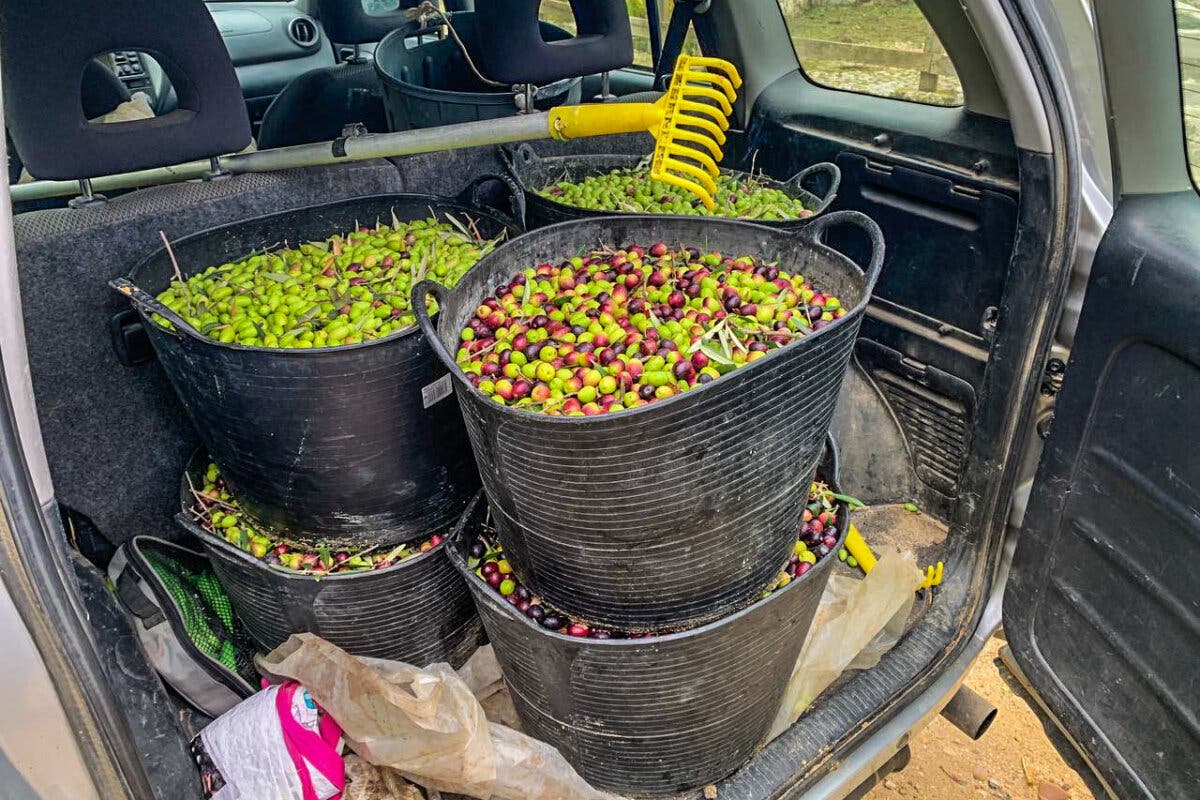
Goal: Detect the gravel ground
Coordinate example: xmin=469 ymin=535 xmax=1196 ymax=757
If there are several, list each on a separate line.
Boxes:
xmin=864 ymin=635 xmax=1106 ymax=800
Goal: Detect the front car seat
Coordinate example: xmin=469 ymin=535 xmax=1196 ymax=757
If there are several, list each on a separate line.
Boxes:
xmin=256 ymin=0 xmax=417 ymax=148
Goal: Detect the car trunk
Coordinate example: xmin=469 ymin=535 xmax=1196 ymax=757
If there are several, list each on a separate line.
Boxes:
xmin=13 ymin=107 xmax=1037 ymax=795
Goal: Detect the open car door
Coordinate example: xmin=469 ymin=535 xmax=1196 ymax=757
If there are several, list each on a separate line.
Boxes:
xmin=1004 ymin=2 xmax=1200 ymax=799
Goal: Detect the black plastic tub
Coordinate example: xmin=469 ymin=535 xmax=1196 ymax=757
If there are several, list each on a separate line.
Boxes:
xmin=447 ymin=440 xmax=849 ymax=795
xmin=177 ymin=451 xmax=484 ymax=666
xmin=501 ymin=143 xmax=841 ymax=230
xmin=415 ymin=212 xmax=882 ymax=629
xmin=375 ymin=14 xmax=581 ymax=131
xmin=114 ymin=191 xmax=519 ymax=548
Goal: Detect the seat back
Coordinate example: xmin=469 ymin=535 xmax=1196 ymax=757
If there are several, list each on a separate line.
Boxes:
xmin=257 ymin=62 xmax=388 ymax=149
xmin=0 ymin=0 xmax=250 ymax=180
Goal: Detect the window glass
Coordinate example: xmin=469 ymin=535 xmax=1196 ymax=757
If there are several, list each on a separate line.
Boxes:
xmin=540 ymin=1 xmax=700 ymax=68
xmin=778 ymin=0 xmax=963 ymax=106
xmin=361 ymin=0 xmax=401 ymax=15
xmin=1175 ymin=2 xmax=1200 ymax=185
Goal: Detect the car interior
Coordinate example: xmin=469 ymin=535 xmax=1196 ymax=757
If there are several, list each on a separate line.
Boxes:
xmin=0 ymin=0 xmax=1092 ymax=797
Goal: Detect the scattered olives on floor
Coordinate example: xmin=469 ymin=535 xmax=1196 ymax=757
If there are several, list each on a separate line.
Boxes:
xmin=188 ymin=463 xmax=440 ymax=575
xmin=155 ymin=215 xmax=503 ymax=348
xmin=540 ymin=167 xmax=815 ymax=220
xmin=467 ymin=480 xmax=843 ymax=638
xmin=455 ymin=242 xmax=846 ymax=415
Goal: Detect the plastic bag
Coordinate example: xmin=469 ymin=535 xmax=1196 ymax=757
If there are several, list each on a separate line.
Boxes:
xmin=196 ymin=681 xmax=345 ymax=800
xmin=768 ymin=546 xmax=920 ymax=740
xmin=259 ymin=634 xmax=620 ymax=800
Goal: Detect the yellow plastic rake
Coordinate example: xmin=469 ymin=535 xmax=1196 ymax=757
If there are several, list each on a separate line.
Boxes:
xmin=9 ymin=56 xmax=744 ymax=205
xmin=546 ymin=55 xmax=743 ymax=209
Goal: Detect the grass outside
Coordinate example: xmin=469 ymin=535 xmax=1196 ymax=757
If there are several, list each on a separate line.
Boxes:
xmin=542 ymin=1 xmax=961 ymax=106
xmin=783 ymin=1 xmax=963 ymax=106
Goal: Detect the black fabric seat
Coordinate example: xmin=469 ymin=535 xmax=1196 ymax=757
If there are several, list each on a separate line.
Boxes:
xmin=0 ymin=0 xmax=250 ymax=180
xmin=257 ymin=60 xmax=388 ymax=149
xmin=256 ymin=0 xmax=418 ymax=148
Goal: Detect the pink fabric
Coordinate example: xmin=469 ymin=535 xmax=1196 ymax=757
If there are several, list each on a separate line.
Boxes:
xmin=274 ymin=682 xmax=345 ymax=800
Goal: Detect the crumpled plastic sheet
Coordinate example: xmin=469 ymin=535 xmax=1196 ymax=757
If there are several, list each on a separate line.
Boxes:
xmin=258 ymin=634 xmax=621 ymax=800
xmin=768 ymin=546 xmax=921 ymax=740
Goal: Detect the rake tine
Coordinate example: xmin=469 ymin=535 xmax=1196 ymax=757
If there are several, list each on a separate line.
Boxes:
xmin=660 ymin=154 xmax=719 ymax=194
xmin=668 ymin=109 xmax=729 ymax=146
xmin=655 ymin=172 xmax=715 ymax=209
xmin=678 ymin=83 xmax=734 ymax=115
xmin=667 ymin=125 xmax=720 ymax=159
xmin=682 ymin=56 xmax=744 ymax=89
xmin=664 ymin=142 xmax=721 ymax=180
xmin=667 ymin=126 xmax=725 ymax=162
xmin=680 ymin=69 xmax=739 ymax=103
xmin=675 ymin=99 xmax=732 ymax=131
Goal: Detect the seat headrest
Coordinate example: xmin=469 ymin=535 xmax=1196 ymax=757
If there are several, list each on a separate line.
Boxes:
xmin=316 ymin=0 xmax=423 ymax=47
xmin=472 ymin=0 xmax=633 ymax=85
xmin=0 ymin=0 xmax=252 ymax=180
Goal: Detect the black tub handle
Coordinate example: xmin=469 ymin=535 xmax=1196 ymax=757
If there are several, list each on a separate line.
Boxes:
xmin=498 ymin=143 xmax=540 ymax=174
xmin=786 ymin=162 xmax=841 ymax=214
xmin=412 ymin=279 xmax=460 ymax=372
xmin=108 ymin=277 xmax=196 ymax=342
xmin=513 ymin=142 xmax=539 ymax=167
xmin=457 ymin=172 xmax=527 ymax=230
xmin=799 ymin=210 xmax=886 ymax=289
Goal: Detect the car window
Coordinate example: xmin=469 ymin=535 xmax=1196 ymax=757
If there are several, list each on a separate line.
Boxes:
xmin=778 ymin=0 xmax=963 ymax=107
xmin=1174 ymin=1 xmax=1200 ymax=186
xmin=361 ymin=0 xmax=401 ymax=14
xmin=540 ymin=1 xmax=699 ymax=68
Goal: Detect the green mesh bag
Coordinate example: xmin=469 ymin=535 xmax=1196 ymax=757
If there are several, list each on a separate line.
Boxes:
xmin=110 ymin=536 xmax=258 ymax=716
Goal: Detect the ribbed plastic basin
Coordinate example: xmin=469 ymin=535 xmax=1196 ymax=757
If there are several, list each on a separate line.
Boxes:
xmin=501 ymin=143 xmax=841 ymax=230
xmin=177 ymin=451 xmax=484 ymax=667
xmin=375 ymin=14 xmax=580 ymax=130
xmin=416 ymin=212 xmax=882 ymax=629
xmin=118 ymin=194 xmax=518 ymax=548
xmin=447 ymin=441 xmax=849 ymax=795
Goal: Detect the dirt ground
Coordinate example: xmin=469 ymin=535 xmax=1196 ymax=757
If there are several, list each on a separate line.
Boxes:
xmin=864 ymin=635 xmax=1105 ymax=800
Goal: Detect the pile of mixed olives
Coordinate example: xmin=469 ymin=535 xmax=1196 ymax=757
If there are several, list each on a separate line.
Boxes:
xmin=188 ymin=463 xmax=440 ymax=575
xmin=541 ymin=167 xmax=815 ymax=220
xmin=455 ymin=242 xmax=846 ymax=415
xmin=154 ymin=215 xmax=501 ymax=348
xmin=467 ymin=480 xmax=845 ymax=638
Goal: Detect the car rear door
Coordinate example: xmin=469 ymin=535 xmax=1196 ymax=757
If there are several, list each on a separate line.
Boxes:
xmin=1004 ymin=2 xmax=1200 ymax=799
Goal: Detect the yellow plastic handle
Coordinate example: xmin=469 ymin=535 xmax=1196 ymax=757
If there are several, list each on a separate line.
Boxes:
xmin=844 ymin=525 xmax=878 ymax=574
xmin=547 ymin=103 xmax=661 ymax=140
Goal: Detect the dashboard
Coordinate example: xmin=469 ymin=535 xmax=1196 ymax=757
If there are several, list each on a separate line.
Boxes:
xmin=109 ymin=1 xmax=336 ymax=131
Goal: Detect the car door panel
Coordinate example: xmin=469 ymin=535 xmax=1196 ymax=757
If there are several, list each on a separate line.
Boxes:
xmin=1005 ymin=191 xmax=1200 ymax=800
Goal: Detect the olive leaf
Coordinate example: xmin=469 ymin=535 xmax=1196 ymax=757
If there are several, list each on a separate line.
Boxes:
xmin=700 ymin=342 xmax=734 ymax=366
xmin=264 ymin=272 xmax=292 ymax=283
xmin=383 ymin=543 xmax=410 ymax=562
xmin=830 ymin=492 xmax=866 ymax=510
xmin=318 ymin=547 xmax=333 ymax=570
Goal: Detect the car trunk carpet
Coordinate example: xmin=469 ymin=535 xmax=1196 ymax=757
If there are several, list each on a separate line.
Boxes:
xmin=12 ymin=134 xmax=652 ymax=546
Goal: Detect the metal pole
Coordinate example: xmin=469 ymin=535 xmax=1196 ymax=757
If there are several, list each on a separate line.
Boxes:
xmin=11 ymin=113 xmax=551 ymax=204
xmin=646 ymin=0 xmax=664 ymax=70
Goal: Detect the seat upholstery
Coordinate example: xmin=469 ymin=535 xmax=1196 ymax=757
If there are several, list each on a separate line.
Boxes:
xmin=0 ymin=0 xmax=250 ymax=180
xmin=257 ymin=61 xmax=389 ymax=149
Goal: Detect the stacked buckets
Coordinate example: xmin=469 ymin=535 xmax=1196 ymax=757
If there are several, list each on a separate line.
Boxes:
xmin=417 ymin=211 xmax=885 ymax=793
xmin=117 ymin=191 xmax=521 ymax=667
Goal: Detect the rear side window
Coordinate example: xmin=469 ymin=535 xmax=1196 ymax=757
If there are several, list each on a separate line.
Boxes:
xmin=1175 ymin=2 xmax=1200 ymax=185
xmin=778 ymin=0 xmax=963 ymax=107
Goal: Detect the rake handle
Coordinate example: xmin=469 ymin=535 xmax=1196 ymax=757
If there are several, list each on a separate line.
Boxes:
xmin=547 ymin=103 xmax=660 ymax=140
